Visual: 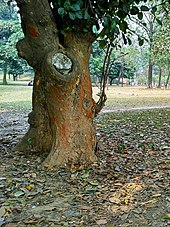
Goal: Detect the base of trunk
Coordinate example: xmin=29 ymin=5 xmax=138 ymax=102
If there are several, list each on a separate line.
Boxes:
xmin=16 ymin=110 xmax=52 ymax=155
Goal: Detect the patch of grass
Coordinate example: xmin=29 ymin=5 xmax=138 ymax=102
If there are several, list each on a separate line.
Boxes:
xmin=1 ymin=85 xmax=170 ymax=113
xmin=0 ymin=85 xmax=32 ymax=112
xmin=93 ymin=86 xmax=170 ymax=109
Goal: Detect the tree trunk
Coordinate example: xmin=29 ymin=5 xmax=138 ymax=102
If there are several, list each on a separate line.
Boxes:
xmin=147 ymin=59 xmax=153 ymax=88
xmin=16 ymin=0 xmax=97 ymax=167
xmin=147 ymin=17 xmax=154 ymax=89
xmin=157 ymin=66 xmax=162 ymax=88
xmin=3 ymin=58 xmax=7 ymax=85
xmin=13 ymin=74 xmax=18 ymax=81
xmin=165 ymin=63 xmax=170 ymax=89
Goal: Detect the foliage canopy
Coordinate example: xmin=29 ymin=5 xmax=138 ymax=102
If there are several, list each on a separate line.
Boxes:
xmin=49 ymin=0 xmax=159 ymax=47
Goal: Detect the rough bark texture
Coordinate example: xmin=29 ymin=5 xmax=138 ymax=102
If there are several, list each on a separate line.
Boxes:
xmin=3 ymin=59 xmax=7 ymax=85
xmin=16 ymin=0 xmax=97 ymax=166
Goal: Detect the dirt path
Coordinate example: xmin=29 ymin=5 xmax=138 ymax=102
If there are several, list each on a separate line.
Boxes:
xmin=102 ymin=105 xmax=170 ymax=113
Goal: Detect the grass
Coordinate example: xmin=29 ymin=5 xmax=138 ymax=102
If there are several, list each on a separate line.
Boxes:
xmin=0 ymin=85 xmax=32 ymax=112
xmin=93 ymin=86 xmax=170 ymax=110
xmin=0 ymin=84 xmax=170 ymax=113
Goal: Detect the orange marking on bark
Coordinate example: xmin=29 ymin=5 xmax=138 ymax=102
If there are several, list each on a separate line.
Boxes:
xmin=28 ymin=24 xmax=39 ymax=38
xmin=86 ymin=111 xmax=92 ymax=118
xmin=50 ymin=115 xmax=58 ymax=123
xmin=60 ymin=123 xmax=68 ymax=146
xmin=60 ymin=123 xmax=67 ymax=137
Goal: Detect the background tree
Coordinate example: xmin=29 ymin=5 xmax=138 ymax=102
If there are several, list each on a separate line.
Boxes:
xmin=14 ymin=0 xmax=168 ymax=167
xmin=129 ymin=0 xmax=166 ymax=88
xmin=152 ymin=2 xmax=170 ymax=88
xmin=90 ymin=44 xmax=135 ymax=87
xmin=0 ymin=0 xmax=31 ymax=84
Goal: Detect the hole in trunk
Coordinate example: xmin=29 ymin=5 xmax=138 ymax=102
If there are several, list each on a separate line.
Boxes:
xmin=52 ymin=53 xmax=72 ymax=75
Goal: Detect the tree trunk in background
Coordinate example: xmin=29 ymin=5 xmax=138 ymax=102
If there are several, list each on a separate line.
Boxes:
xmin=3 ymin=59 xmax=7 ymax=85
xmin=165 ymin=63 xmax=170 ymax=89
xmin=147 ymin=16 xmax=154 ymax=89
xmin=148 ymin=59 xmax=153 ymax=88
xmin=13 ymin=74 xmax=18 ymax=81
xmin=16 ymin=0 xmax=97 ymax=167
xmin=157 ymin=66 xmax=162 ymax=88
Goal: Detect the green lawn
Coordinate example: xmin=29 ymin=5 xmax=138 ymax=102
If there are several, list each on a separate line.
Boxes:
xmin=93 ymin=86 xmax=170 ymax=110
xmin=0 ymin=85 xmax=32 ymax=112
xmin=1 ymin=84 xmax=170 ymax=113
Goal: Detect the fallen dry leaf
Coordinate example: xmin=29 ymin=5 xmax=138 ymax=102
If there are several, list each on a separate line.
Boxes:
xmin=96 ymin=219 xmax=107 ymax=225
xmin=80 ymin=206 xmax=92 ymax=210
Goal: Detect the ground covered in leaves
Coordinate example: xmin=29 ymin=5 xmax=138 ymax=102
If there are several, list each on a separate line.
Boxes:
xmin=0 ymin=107 xmax=170 ymax=226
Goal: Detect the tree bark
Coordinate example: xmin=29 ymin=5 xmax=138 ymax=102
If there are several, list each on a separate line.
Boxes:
xmin=165 ymin=63 xmax=170 ymax=89
xmin=147 ymin=58 xmax=153 ymax=88
xmin=3 ymin=58 xmax=8 ymax=85
xmin=157 ymin=66 xmax=162 ymax=88
xmin=16 ymin=0 xmax=97 ymax=166
xmin=13 ymin=74 xmax=18 ymax=81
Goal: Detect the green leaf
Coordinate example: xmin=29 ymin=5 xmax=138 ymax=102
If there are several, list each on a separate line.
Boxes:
xmin=84 ymin=10 xmax=90 ymax=20
xmin=83 ymin=28 xmax=89 ymax=32
xmin=119 ymin=21 xmax=128 ymax=32
xmin=71 ymin=3 xmax=81 ymax=11
xmin=27 ymin=137 xmax=32 ymax=144
xmin=138 ymin=12 xmax=143 ymax=20
xmin=85 ymin=187 xmax=97 ymax=194
xmin=151 ymin=6 xmax=157 ymax=14
xmin=75 ymin=11 xmax=83 ymax=19
xmin=92 ymin=25 xmax=98 ymax=34
xmin=117 ymin=10 xmax=126 ymax=19
xmin=127 ymin=37 xmax=132 ymax=45
xmin=81 ymin=172 xmax=90 ymax=178
xmin=58 ymin=7 xmax=65 ymax=17
xmin=142 ymin=22 xmax=147 ymax=27
xmin=68 ymin=12 xmax=76 ymax=20
xmin=64 ymin=0 xmax=71 ymax=10
xmin=76 ymin=0 xmax=83 ymax=7
xmin=141 ymin=5 xmax=149 ymax=11
xmin=139 ymin=38 xmax=144 ymax=46
xmin=103 ymin=16 xmax=110 ymax=27
xmin=156 ymin=18 xmax=162 ymax=26
xmin=122 ymin=3 xmax=130 ymax=14
xmin=130 ymin=6 xmax=139 ymax=15
xmin=111 ymin=20 xmax=116 ymax=30
xmin=122 ymin=33 xmax=127 ymax=45
xmin=89 ymin=181 xmax=98 ymax=186
xmin=160 ymin=215 xmax=170 ymax=220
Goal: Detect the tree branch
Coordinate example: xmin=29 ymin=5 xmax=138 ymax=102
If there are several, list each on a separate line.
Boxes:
xmin=95 ymin=44 xmax=113 ymax=116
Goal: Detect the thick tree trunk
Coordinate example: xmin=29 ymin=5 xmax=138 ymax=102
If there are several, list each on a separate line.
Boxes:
xmin=3 ymin=59 xmax=7 ymax=85
xmin=16 ymin=0 xmax=97 ymax=166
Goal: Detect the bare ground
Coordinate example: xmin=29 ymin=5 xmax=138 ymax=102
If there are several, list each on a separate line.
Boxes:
xmin=0 ymin=86 xmax=170 ymax=226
